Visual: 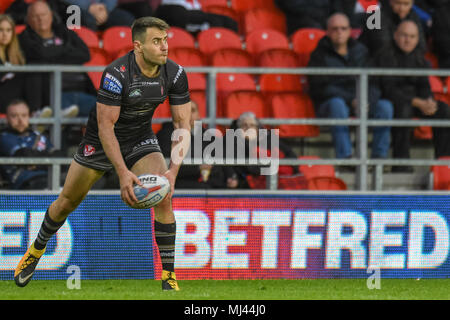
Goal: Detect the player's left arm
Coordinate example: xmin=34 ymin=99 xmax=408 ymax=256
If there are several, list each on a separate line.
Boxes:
xmin=165 ymin=102 xmax=191 ymax=195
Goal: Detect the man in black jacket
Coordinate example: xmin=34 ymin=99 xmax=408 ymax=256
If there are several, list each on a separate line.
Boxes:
xmin=308 ymin=13 xmax=393 ymax=161
xmin=359 ymin=0 xmax=426 ymax=57
xmin=374 ymin=20 xmax=450 ymax=170
xmin=19 ymin=0 xmax=96 ymax=118
xmin=431 ymin=0 xmax=450 ymax=68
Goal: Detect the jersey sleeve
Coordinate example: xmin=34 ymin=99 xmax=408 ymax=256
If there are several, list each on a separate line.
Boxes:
xmin=168 ymin=64 xmax=190 ymax=106
xmin=97 ymin=65 xmax=124 ymax=106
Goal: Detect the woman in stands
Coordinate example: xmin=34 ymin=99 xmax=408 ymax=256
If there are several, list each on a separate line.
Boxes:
xmin=0 ymin=14 xmax=45 ymax=117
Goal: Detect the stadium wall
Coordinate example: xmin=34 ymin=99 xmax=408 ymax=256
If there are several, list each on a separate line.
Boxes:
xmin=0 ymin=192 xmax=449 ymax=280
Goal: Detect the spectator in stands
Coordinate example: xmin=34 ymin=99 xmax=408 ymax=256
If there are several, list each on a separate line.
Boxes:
xmin=0 ymin=13 xmax=44 ymax=116
xmin=156 ymin=100 xmax=226 ymax=189
xmin=373 ymin=20 xmax=450 ymax=171
xmin=431 ymin=0 xmax=450 ymax=68
xmin=275 ymin=0 xmax=331 ymax=35
xmin=155 ymin=0 xmax=238 ymax=34
xmin=19 ymin=0 xmax=97 ymax=119
xmin=0 ymin=99 xmax=62 ymax=190
xmin=308 ymin=13 xmax=393 ymax=164
xmin=5 ymin=0 xmax=70 ymax=26
xmin=225 ymin=112 xmax=299 ymax=189
xmin=332 ymin=0 xmax=381 ymax=29
xmin=65 ymin=0 xmax=135 ymax=31
xmin=359 ymin=0 xmax=426 ymax=56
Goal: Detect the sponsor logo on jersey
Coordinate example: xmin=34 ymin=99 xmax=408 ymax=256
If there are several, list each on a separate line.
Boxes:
xmin=84 ymin=144 xmax=96 ymax=156
xmin=129 ymin=89 xmax=142 ymax=98
xmin=103 ymin=72 xmax=122 ymax=94
xmin=173 ymin=65 xmax=183 ymax=84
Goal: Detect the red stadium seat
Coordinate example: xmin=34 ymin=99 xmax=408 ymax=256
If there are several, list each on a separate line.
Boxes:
xmin=169 ymin=47 xmax=207 ymax=66
xmin=425 ymin=51 xmax=439 ymax=69
xmin=298 ymin=156 xmax=336 ymax=180
xmin=199 ymin=0 xmax=229 ymax=7
xmin=291 ymin=28 xmax=326 ymax=66
xmin=217 ymin=73 xmax=257 ymax=116
xmin=167 ymin=27 xmax=196 ymax=49
xmin=202 ymin=5 xmax=241 ymax=31
xmin=431 ymin=156 xmax=450 ymax=190
xmin=0 ymin=0 xmax=14 ymax=13
xmin=187 ymin=73 xmax=207 ymax=91
xmin=197 ymin=27 xmax=242 ymax=57
xmin=152 ymin=99 xmax=171 ymax=133
xmin=211 ymin=48 xmax=253 ymax=67
xmin=257 ymin=48 xmax=299 ymax=68
xmin=259 ymin=74 xmax=305 ymax=96
xmin=270 ymin=93 xmax=319 ymax=138
xmin=15 ymin=24 xmax=26 ymax=35
xmin=102 ymin=26 xmax=132 ymax=61
xmin=70 ymin=26 xmax=100 ymax=49
xmin=231 ymin=0 xmax=275 ymax=12
xmin=224 ymin=90 xmax=269 ymax=119
xmin=84 ymin=48 xmax=109 ymax=90
xmin=190 ymin=90 xmax=207 ymax=118
xmin=245 ymin=29 xmax=290 ymax=59
xmin=243 ymin=8 xmax=286 ymax=35
xmin=307 ymin=176 xmax=347 ymax=190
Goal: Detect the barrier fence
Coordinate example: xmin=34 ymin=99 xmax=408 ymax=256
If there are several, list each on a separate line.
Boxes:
xmin=1 ymin=65 xmax=450 ymax=191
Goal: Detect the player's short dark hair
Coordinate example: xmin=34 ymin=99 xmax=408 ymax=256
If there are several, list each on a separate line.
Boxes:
xmin=132 ymin=17 xmax=170 ymax=43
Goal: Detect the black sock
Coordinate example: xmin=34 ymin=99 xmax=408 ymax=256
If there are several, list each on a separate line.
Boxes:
xmin=34 ymin=209 xmax=66 ymax=250
xmin=154 ymin=220 xmax=176 ymax=272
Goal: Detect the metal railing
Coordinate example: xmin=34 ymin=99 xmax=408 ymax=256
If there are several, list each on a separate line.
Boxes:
xmin=1 ymin=64 xmax=450 ymax=191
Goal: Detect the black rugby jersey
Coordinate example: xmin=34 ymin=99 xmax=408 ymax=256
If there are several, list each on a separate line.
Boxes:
xmin=83 ymin=51 xmax=190 ymax=145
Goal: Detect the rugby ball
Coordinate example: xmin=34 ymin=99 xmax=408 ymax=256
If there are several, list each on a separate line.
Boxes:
xmin=130 ymin=174 xmax=170 ymax=209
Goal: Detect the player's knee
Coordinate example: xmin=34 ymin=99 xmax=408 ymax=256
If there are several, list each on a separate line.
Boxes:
xmin=55 ymin=193 xmax=83 ymax=215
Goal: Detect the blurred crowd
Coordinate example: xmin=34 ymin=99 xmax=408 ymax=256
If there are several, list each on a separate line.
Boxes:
xmin=1 ymin=0 xmax=450 ymax=190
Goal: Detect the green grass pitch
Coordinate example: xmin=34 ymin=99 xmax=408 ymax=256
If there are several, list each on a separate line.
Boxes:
xmin=0 ymin=279 xmax=449 ymax=300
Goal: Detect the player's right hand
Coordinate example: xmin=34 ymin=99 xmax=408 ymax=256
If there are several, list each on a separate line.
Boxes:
xmin=119 ymin=170 xmax=141 ymax=207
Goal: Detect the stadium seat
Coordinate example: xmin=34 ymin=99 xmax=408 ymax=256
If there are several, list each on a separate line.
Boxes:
xmin=217 ymin=73 xmax=257 ymax=116
xmin=291 ymin=28 xmax=326 ymax=66
xmin=197 ymin=27 xmax=242 ymax=58
xmin=152 ymin=99 xmax=171 ymax=133
xmin=224 ymin=90 xmax=269 ymax=119
xmin=190 ymin=90 xmax=207 ymax=118
xmin=298 ymin=156 xmax=336 ymax=180
xmin=245 ymin=29 xmax=290 ymax=59
xmin=85 ymin=48 xmax=109 ymax=90
xmin=431 ymin=156 xmax=450 ymax=190
xmin=243 ymin=8 xmax=287 ymax=35
xmin=307 ymin=176 xmax=347 ymax=190
xmin=202 ymin=5 xmax=241 ymax=31
xmin=71 ymin=26 xmax=100 ymax=49
xmin=199 ymin=0 xmax=229 ymax=7
xmin=259 ymin=74 xmax=305 ymax=96
xmin=102 ymin=26 xmax=132 ymax=61
xmin=246 ymin=174 xmax=309 ymax=190
xmin=169 ymin=47 xmax=207 ymax=66
xmin=15 ymin=24 xmax=26 ymax=35
xmin=187 ymin=73 xmax=207 ymax=91
xmin=167 ymin=26 xmax=196 ymax=49
xmin=0 ymin=0 xmax=14 ymax=13
xmin=425 ymin=51 xmax=439 ymax=69
xmin=257 ymin=48 xmax=299 ymax=68
xmin=231 ymin=0 xmax=276 ymax=12
xmin=211 ymin=48 xmax=253 ymax=67
xmin=270 ymin=93 xmax=319 ymax=138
